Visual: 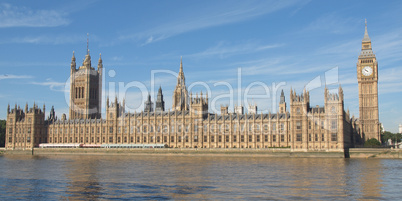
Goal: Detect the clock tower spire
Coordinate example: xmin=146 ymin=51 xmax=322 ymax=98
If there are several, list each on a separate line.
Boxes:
xmin=357 ymin=20 xmax=380 ymax=142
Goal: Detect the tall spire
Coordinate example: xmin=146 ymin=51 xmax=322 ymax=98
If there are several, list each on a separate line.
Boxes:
xmin=87 ymin=33 xmax=89 ymax=55
xmin=360 ymin=19 xmax=374 ymax=57
xmin=180 ymin=56 xmax=183 ymax=73
xmin=83 ymin=34 xmax=91 ymax=68
xmin=177 ymin=56 xmax=185 ymax=84
xmin=363 ymin=19 xmax=370 ymax=42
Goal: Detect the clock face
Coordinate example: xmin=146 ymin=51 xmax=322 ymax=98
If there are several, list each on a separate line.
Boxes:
xmin=362 ymin=66 xmax=373 ymax=76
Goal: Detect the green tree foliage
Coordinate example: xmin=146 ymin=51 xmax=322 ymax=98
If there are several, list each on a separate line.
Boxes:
xmin=381 ymin=131 xmax=402 ymax=144
xmin=364 ymin=138 xmax=381 ymax=147
xmin=0 ymin=120 xmax=6 ymax=147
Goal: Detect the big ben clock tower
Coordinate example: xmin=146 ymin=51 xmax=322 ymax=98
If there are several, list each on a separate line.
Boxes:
xmin=357 ymin=20 xmax=380 ymax=142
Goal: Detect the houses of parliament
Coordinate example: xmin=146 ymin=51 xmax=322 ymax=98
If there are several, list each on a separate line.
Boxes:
xmin=5 ymin=23 xmax=380 ymax=151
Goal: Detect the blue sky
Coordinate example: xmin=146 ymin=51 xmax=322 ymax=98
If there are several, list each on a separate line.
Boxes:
xmin=0 ymin=0 xmax=401 ymax=133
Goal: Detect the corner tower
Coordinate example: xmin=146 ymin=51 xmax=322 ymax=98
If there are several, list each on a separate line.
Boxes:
xmin=356 ymin=20 xmax=380 ymax=141
xmin=69 ymin=46 xmax=103 ymax=119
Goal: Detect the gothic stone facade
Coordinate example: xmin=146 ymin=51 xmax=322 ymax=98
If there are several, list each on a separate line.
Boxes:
xmin=5 ymin=55 xmax=356 ymax=151
xmin=8 ymin=25 xmax=383 ymax=150
xmin=5 ymin=87 xmax=354 ymax=151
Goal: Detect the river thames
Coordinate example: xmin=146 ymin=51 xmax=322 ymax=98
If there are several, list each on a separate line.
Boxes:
xmin=0 ymin=155 xmax=400 ymax=200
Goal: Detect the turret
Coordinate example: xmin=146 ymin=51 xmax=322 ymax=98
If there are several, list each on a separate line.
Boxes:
xmin=279 ymin=89 xmax=286 ymax=113
xmin=280 ymin=90 xmax=285 ymax=104
xmin=71 ymin=51 xmax=76 ymax=70
xmin=155 ymin=86 xmax=165 ymax=112
xmin=98 ymin=53 xmax=103 ymax=69
xmin=83 ymin=51 xmax=91 ymax=68
xmin=248 ymin=103 xmax=257 ymax=114
xmin=234 ymin=104 xmax=244 ymax=115
xmin=48 ymin=106 xmax=56 ymax=121
xmin=338 ymin=85 xmax=344 ymax=101
xmin=190 ymin=93 xmax=208 ymax=117
xmin=221 ymin=105 xmax=228 ymax=115
xmin=144 ymin=93 xmax=153 ymax=112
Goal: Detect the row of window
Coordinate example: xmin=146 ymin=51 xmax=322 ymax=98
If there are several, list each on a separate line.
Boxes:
xmin=48 ymin=123 xmax=291 ymax=135
xmin=9 ymin=127 xmax=32 ymax=134
xmin=9 ymin=137 xmax=31 ymax=143
xmin=47 ymin=134 xmax=293 ymax=144
xmin=74 ymin=87 xmax=97 ymax=100
xmin=360 ymin=59 xmax=373 ymax=63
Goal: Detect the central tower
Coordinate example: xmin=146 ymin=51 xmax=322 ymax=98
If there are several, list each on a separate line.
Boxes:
xmin=172 ymin=57 xmax=189 ymax=111
xmin=69 ymin=48 xmax=103 ymax=119
xmin=356 ymin=20 xmax=380 ymax=141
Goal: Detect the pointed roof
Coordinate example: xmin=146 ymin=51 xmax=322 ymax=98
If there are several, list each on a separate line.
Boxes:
xmin=71 ymin=51 xmax=76 ymax=68
xmin=158 ymin=86 xmax=162 ymax=94
xmin=98 ymin=53 xmax=103 ymax=69
xmin=359 ymin=19 xmax=375 ymax=58
xmin=177 ymin=56 xmax=185 ymax=84
xmin=147 ymin=93 xmax=152 ymax=102
xmin=87 ymin=33 xmax=90 ymax=55
xmin=280 ymin=89 xmax=285 ymax=104
xmin=180 ymin=56 xmax=183 ymax=73
xmin=83 ymin=50 xmax=91 ymax=67
xmin=362 ymin=19 xmax=371 ymax=42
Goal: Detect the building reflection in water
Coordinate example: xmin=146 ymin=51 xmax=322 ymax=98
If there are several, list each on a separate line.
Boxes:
xmin=357 ymin=159 xmax=383 ymax=199
xmin=63 ymin=156 xmax=104 ymax=200
xmin=2 ymin=155 xmax=391 ymax=200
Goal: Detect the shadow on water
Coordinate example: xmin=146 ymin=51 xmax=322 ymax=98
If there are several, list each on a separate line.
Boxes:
xmin=344 ymin=148 xmax=350 ymax=158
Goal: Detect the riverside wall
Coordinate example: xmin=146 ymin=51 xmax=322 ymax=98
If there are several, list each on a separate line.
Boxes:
xmin=1 ymin=148 xmax=400 ymax=159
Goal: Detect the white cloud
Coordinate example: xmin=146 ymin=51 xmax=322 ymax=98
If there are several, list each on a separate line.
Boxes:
xmin=32 ymin=78 xmax=68 ymax=92
xmin=111 ymin=56 xmax=123 ymax=61
xmin=118 ymin=0 xmax=305 ymax=45
xmin=0 ymin=34 xmax=90 ymax=45
xmin=0 ymin=74 xmax=33 ymax=80
xmin=187 ymin=41 xmax=284 ymax=59
xmin=302 ymin=13 xmax=359 ymax=34
xmin=0 ymin=3 xmax=70 ymax=28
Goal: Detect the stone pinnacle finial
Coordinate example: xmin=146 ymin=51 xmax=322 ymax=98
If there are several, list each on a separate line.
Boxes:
xmin=363 ymin=19 xmax=370 ymax=42
xmin=180 ymin=56 xmax=184 ymax=73
xmin=87 ymin=33 xmax=89 ymax=55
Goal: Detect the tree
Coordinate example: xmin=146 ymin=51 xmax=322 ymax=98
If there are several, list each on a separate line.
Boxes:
xmin=0 ymin=120 xmax=6 ymax=147
xmin=364 ymin=138 xmax=381 ymax=147
xmin=381 ymin=131 xmax=402 ymax=144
